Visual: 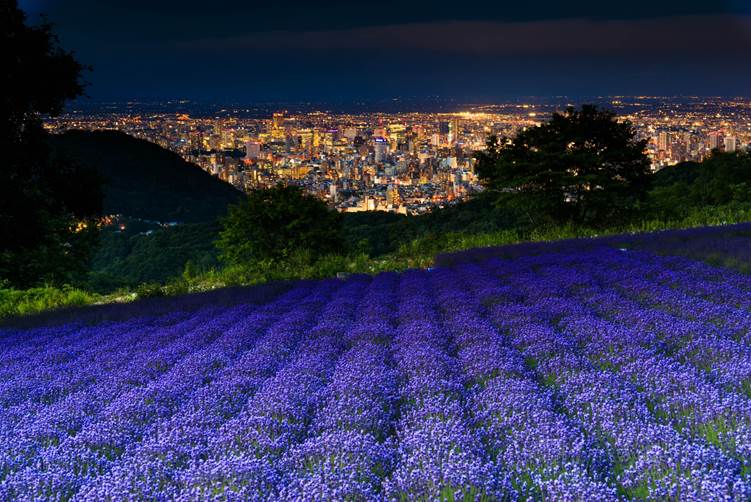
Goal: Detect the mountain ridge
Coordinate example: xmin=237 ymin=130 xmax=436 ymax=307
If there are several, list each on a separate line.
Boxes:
xmin=50 ymin=130 xmax=243 ymax=223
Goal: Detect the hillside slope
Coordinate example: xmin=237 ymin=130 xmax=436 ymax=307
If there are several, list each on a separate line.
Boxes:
xmin=51 ymin=130 xmax=243 ymax=223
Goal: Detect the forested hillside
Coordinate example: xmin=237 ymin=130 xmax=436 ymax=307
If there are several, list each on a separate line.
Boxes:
xmin=51 ymin=130 xmax=243 ymax=223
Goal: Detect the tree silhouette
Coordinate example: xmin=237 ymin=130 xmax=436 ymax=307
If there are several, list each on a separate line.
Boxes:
xmin=217 ymin=184 xmax=343 ymax=267
xmin=475 ymin=105 xmax=651 ymax=227
xmin=1 ymin=1 xmax=102 ymax=287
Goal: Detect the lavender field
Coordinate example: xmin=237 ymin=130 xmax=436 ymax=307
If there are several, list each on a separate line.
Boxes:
xmin=2 ymin=244 xmax=751 ymax=500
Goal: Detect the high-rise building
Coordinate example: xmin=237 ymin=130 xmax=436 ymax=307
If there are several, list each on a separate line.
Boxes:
xmin=271 ymin=112 xmax=285 ymax=140
xmin=322 ymin=129 xmax=337 ymax=151
xmin=657 ymin=131 xmax=670 ymax=152
xmin=449 ymin=118 xmax=460 ymax=145
xmin=374 ymin=137 xmax=389 ymax=163
xmin=312 ymin=129 xmax=321 ymax=148
xmin=329 ymin=183 xmax=338 ymax=203
xmin=386 ymin=184 xmax=400 ymax=206
xmin=299 ymin=128 xmax=314 ymax=151
xmin=343 ymin=127 xmax=358 ymax=141
xmin=725 ymin=136 xmax=737 ymax=153
xmin=245 ymin=140 xmax=261 ymax=160
xmin=682 ymin=132 xmax=692 ymax=150
xmin=708 ymin=131 xmax=724 ymax=151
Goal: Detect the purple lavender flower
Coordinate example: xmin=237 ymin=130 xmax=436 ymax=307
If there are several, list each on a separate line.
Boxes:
xmin=2 ymin=240 xmax=751 ymax=500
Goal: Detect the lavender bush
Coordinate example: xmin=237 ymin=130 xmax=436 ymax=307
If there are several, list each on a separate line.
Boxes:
xmin=2 ymin=242 xmax=751 ymax=500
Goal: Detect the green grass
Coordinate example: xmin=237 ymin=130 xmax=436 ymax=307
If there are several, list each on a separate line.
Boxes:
xmin=5 ymin=204 xmax=751 ymax=320
xmin=0 ymin=285 xmax=97 ymax=319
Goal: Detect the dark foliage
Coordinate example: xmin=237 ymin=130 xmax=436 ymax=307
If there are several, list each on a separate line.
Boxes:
xmin=648 ymin=152 xmax=751 ymax=219
xmin=342 ymin=211 xmax=408 ymax=255
xmin=0 ymin=1 xmax=102 ymax=287
xmin=475 ymin=105 xmax=651 ymax=227
xmin=217 ymin=185 xmax=344 ymax=266
xmin=86 ymin=222 xmax=220 ymax=292
xmin=50 ymin=130 xmax=243 ymax=223
xmin=341 ymin=192 xmax=527 ymax=257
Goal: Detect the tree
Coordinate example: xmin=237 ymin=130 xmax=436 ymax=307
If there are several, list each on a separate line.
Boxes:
xmin=216 ymin=185 xmax=343 ymax=268
xmin=475 ymin=105 xmax=651 ymax=227
xmin=1 ymin=1 xmax=102 ymax=287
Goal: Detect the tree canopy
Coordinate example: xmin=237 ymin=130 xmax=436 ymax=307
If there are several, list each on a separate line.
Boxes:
xmin=475 ymin=105 xmax=651 ymax=227
xmin=216 ymin=185 xmax=344 ymax=268
xmin=0 ymin=1 xmax=102 ymax=287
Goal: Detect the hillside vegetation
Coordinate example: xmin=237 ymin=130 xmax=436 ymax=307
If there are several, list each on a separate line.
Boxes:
xmin=4 ymin=145 xmax=751 ymax=318
xmin=50 ymin=130 xmax=243 ymax=223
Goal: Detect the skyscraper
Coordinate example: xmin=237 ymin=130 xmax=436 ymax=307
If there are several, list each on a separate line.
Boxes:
xmin=271 ymin=112 xmax=285 ymax=141
xmin=657 ymin=131 xmax=670 ymax=152
xmin=725 ymin=136 xmax=737 ymax=153
xmin=245 ymin=140 xmax=261 ymax=160
xmin=449 ymin=118 xmax=460 ymax=145
xmin=374 ymin=137 xmax=389 ymax=163
xmin=708 ymin=131 xmax=724 ymax=151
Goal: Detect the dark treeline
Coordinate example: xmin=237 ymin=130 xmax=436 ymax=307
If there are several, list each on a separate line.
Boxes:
xmin=1 ymin=1 xmax=102 ymax=288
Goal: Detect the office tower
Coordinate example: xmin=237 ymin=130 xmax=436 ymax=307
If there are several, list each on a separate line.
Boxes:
xmin=312 ymin=129 xmax=321 ymax=148
xmin=329 ymin=183 xmax=338 ymax=202
xmin=658 ymin=131 xmax=670 ymax=152
xmin=449 ymin=118 xmax=460 ymax=145
xmin=271 ymin=112 xmax=285 ymax=140
xmin=245 ymin=140 xmax=261 ymax=160
xmin=272 ymin=112 xmax=284 ymax=130
xmin=374 ymin=137 xmax=389 ymax=163
xmin=725 ymin=136 xmax=737 ymax=153
xmin=299 ymin=128 xmax=314 ymax=150
xmin=708 ymin=131 xmax=724 ymax=151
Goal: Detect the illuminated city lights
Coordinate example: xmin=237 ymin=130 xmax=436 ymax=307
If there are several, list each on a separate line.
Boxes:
xmin=46 ymin=97 xmax=751 ymax=215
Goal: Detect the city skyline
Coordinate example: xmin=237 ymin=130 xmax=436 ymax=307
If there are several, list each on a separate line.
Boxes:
xmin=18 ymin=1 xmax=751 ymax=102
xmin=46 ymin=96 xmax=751 ymax=216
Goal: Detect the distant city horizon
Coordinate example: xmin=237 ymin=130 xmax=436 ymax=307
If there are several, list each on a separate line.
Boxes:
xmin=49 ymin=96 xmax=751 ymax=216
xmin=63 ymin=95 xmax=751 ymax=116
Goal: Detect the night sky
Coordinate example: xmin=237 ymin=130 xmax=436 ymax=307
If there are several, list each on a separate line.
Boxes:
xmin=18 ymin=0 xmax=751 ymax=102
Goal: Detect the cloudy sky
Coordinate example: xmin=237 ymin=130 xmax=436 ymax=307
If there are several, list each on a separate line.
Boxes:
xmin=18 ymin=0 xmax=751 ymax=102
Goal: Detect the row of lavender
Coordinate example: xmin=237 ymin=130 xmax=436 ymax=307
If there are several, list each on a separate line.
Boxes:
xmin=435 ymin=222 xmax=751 ymax=272
xmin=1 ymin=245 xmax=751 ymax=500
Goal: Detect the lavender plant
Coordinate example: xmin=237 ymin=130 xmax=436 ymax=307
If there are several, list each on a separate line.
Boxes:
xmin=2 ymin=240 xmax=751 ymax=500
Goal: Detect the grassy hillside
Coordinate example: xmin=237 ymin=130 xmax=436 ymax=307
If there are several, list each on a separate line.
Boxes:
xmin=87 ymin=222 xmax=221 ymax=292
xmin=51 ymin=130 xmax=243 ymax=223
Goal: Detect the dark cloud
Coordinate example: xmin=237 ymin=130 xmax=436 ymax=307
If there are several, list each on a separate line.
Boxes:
xmin=17 ymin=1 xmax=751 ymax=101
xmin=188 ymin=15 xmax=751 ymax=58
